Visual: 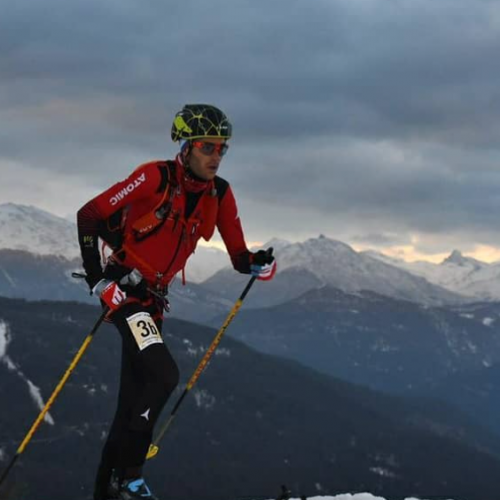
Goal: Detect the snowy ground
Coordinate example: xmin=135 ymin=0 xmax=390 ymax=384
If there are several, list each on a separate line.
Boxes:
xmin=263 ymin=495 xmax=453 ymax=500
xmin=0 ymin=319 xmax=55 ymax=424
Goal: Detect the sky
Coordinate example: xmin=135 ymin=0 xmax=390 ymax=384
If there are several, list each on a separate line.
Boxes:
xmin=2 ymin=0 xmax=500 ymax=263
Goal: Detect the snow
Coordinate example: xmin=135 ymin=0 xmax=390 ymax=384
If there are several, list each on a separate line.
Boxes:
xmin=366 ymin=249 xmax=500 ymax=301
xmin=0 ymin=265 xmax=17 ymax=287
xmin=0 ymin=203 xmax=80 ymax=259
xmin=369 ymin=466 xmax=397 ymax=478
xmin=0 ymin=202 xmax=232 ymax=282
xmin=0 ymin=319 xmax=55 ymax=425
xmin=260 ymin=496 xmax=453 ymax=500
xmin=0 ymin=319 xmax=8 ymax=359
xmin=3 ymin=200 xmax=500 ymax=302
xmin=254 ymin=237 xmax=293 ymax=252
xmin=270 ymin=235 xmax=461 ymax=305
xmin=185 ymin=245 xmax=229 ymax=282
xmin=26 ymin=379 xmax=55 ymax=422
xmin=193 ymin=389 xmax=216 ymax=410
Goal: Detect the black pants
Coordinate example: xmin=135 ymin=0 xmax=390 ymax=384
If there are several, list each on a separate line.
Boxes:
xmin=94 ymin=301 xmax=179 ymax=499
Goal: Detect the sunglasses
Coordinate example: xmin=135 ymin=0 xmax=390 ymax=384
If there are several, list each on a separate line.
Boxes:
xmin=192 ymin=141 xmax=229 ymax=157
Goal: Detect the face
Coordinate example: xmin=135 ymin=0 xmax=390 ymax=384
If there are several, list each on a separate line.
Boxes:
xmin=185 ymin=138 xmax=228 ymax=181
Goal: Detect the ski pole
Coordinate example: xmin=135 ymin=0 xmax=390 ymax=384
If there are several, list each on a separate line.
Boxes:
xmin=0 ymin=306 xmax=109 ymax=489
xmin=146 ymin=274 xmax=258 ymax=459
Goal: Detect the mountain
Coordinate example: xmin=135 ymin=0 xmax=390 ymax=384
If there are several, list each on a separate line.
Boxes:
xmin=203 ymin=235 xmax=466 ymax=308
xmin=220 ymin=285 xmax=500 ymax=434
xmin=0 ymin=248 xmax=232 ymax=325
xmin=0 ymin=203 xmax=80 ymax=259
xmin=6 ymin=201 xmax=500 ymax=305
xmin=251 ymin=237 xmax=293 ymax=253
xmin=1 ymin=297 xmax=500 ymax=500
xmin=2 ymin=203 xmax=489 ymax=309
xmin=417 ymin=363 xmax=500 ymax=437
xmin=183 ymin=245 xmax=229 ymax=283
xmin=0 ymin=203 xmax=229 ymax=284
xmin=365 ymin=249 xmax=500 ymax=301
xmin=0 ymin=249 xmax=88 ymax=302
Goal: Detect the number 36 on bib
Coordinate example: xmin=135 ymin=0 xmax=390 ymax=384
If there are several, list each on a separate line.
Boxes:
xmin=126 ymin=312 xmax=163 ymax=351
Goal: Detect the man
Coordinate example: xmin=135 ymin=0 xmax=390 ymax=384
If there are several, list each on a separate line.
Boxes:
xmin=77 ymin=104 xmax=276 ymax=500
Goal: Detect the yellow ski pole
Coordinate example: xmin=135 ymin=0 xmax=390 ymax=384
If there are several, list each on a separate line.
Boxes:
xmin=0 ymin=307 xmax=109 ymax=489
xmin=147 ymin=275 xmax=257 ymax=460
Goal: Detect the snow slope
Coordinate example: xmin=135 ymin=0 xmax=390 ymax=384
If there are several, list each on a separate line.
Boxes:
xmin=261 ymin=495 xmax=453 ymax=500
xmin=365 ymin=249 xmax=500 ymax=301
xmin=0 ymin=203 xmax=80 ymax=259
xmin=0 ymin=203 xmax=229 ymax=282
xmin=254 ymin=235 xmax=464 ymax=305
xmin=0 ymin=319 xmax=54 ymax=424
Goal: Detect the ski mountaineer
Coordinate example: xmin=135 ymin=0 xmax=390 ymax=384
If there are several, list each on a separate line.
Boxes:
xmin=76 ymin=104 xmax=277 ymax=500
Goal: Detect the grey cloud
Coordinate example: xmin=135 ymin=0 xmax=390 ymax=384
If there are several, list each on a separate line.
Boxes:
xmin=2 ymin=0 xmax=500 ymax=252
xmin=351 ymin=233 xmax=412 ymax=247
xmin=230 ymin=137 xmax=500 ymax=237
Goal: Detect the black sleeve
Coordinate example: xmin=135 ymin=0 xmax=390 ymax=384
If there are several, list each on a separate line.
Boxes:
xmin=77 ymin=201 xmax=104 ymax=291
xmin=231 ymin=250 xmax=252 ymax=274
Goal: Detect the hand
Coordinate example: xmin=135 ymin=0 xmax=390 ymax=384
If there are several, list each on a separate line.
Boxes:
xmin=93 ymin=279 xmax=127 ymax=310
xmin=104 ymin=266 xmax=148 ymax=300
xmin=250 ymin=249 xmax=277 ymax=281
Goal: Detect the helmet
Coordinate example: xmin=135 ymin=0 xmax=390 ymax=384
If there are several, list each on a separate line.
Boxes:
xmin=171 ymin=104 xmax=232 ymax=142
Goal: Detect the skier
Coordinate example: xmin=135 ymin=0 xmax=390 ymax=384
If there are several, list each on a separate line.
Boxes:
xmin=77 ymin=104 xmax=277 ymax=500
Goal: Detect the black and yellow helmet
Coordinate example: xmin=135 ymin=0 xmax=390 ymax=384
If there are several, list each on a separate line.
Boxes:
xmin=171 ymin=104 xmax=232 ymax=142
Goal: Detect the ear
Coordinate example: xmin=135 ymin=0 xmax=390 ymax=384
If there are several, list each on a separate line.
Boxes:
xmin=181 ymin=147 xmax=190 ymax=165
xmin=181 ymin=142 xmax=192 ymax=162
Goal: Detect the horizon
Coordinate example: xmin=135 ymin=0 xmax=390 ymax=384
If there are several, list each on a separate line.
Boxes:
xmin=1 ymin=201 xmax=499 ymax=266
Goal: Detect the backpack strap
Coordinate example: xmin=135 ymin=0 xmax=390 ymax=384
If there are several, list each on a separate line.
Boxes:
xmin=129 ymin=161 xmax=178 ymax=242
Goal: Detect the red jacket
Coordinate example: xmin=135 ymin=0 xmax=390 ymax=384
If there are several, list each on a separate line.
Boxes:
xmin=77 ymin=156 xmax=250 ymax=292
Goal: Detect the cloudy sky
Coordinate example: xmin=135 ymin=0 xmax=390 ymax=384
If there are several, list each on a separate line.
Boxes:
xmin=2 ymin=0 xmax=500 ymax=262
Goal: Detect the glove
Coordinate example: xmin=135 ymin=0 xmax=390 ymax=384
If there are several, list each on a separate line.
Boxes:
xmin=250 ymin=249 xmax=277 ymax=281
xmin=92 ymin=279 xmax=127 ymax=311
xmin=103 ymin=265 xmax=149 ymax=300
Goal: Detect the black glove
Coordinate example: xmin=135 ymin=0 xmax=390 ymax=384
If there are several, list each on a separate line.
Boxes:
xmin=251 ymin=249 xmax=275 ymax=266
xmin=250 ymin=248 xmax=276 ymax=281
xmin=232 ymin=247 xmax=276 ymax=278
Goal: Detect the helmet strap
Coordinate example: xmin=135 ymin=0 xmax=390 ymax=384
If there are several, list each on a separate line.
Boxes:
xmin=180 ymin=141 xmax=192 ymax=167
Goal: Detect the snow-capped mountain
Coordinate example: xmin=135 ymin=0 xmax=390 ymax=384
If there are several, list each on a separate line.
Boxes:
xmin=224 ymin=285 xmax=500 ymax=393
xmin=1 ymin=296 xmax=498 ymax=500
xmin=204 ymin=235 xmax=465 ymax=307
xmin=3 ymin=201 xmax=500 ymax=304
xmin=364 ymin=249 xmax=500 ymax=301
xmin=0 ymin=203 xmax=80 ymax=259
xmin=183 ymin=245 xmax=230 ymax=283
xmin=251 ymin=237 xmax=292 ymax=253
xmin=0 ymin=203 xmax=229 ymax=283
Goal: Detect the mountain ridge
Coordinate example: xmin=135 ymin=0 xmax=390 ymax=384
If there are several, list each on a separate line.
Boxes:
xmin=1 ymin=296 xmax=500 ymax=500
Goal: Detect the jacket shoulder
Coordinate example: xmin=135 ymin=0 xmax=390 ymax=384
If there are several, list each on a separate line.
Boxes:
xmin=132 ymin=159 xmax=168 ymax=175
xmin=133 ymin=160 xmax=174 ymax=193
xmin=214 ymin=175 xmax=230 ymax=199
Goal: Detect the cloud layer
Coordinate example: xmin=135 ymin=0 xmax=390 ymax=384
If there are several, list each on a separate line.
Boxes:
xmin=2 ymin=0 xmax=500 ymax=259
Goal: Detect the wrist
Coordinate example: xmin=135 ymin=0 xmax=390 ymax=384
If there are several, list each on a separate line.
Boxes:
xmin=92 ymin=279 xmax=112 ymax=297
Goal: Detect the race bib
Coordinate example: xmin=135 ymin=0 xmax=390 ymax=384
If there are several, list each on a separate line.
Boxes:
xmin=126 ymin=312 xmax=163 ymax=351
